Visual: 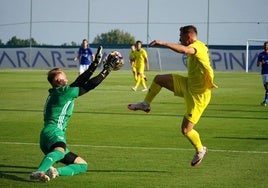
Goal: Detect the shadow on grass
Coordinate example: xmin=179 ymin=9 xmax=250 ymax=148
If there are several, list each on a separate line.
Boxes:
xmin=0 ymin=164 xmax=36 ymax=182
xmin=88 ymin=169 xmax=170 ymax=173
xmin=1 ymin=107 xmax=267 ymax=120
xmin=215 ymin=136 xmax=268 ymax=140
xmin=0 ymin=164 xmax=170 ymax=182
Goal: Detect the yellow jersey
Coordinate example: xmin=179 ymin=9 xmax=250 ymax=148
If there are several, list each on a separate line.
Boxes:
xmin=187 ymin=40 xmax=217 ymax=93
xmin=133 ymin=48 xmax=148 ymax=66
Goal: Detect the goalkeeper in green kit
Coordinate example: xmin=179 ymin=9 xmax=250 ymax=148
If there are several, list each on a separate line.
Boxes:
xmin=30 ymin=47 xmax=122 ymax=182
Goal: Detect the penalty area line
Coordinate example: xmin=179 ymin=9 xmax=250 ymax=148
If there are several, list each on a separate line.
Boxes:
xmin=0 ymin=141 xmax=267 ymax=154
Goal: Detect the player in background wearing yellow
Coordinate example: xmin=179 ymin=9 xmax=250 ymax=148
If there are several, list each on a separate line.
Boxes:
xmin=128 ymin=25 xmax=217 ymax=167
xmin=129 ymin=44 xmax=137 ymax=81
xmin=131 ymin=40 xmax=149 ymax=92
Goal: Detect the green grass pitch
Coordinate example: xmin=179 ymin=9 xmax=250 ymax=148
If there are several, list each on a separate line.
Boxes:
xmin=0 ymin=69 xmax=267 ymax=188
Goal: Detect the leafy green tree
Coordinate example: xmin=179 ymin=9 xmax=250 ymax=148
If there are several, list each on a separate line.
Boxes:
xmin=92 ymin=29 xmax=135 ymax=45
xmin=0 ymin=39 xmax=4 ymax=46
xmin=61 ymin=41 xmax=79 ymax=46
xmin=6 ymin=36 xmax=38 ymax=46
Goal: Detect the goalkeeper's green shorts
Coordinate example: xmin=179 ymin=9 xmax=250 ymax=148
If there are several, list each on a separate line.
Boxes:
xmin=39 ymin=125 xmax=70 ymax=154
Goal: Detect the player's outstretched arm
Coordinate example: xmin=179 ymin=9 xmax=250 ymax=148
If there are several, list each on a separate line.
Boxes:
xmin=70 ymin=46 xmax=103 ymax=88
xmin=77 ymin=51 xmax=123 ymax=96
xmin=149 ymin=40 xmax=195 ymax=54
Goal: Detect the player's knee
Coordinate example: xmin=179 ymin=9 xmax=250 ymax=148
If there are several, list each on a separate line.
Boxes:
xmin=74 ymin=156 xmax=87 ymax=164
xmin=153 ymin=74 xmax=162 ymax=84
xmin=154 ymin=74 xmax=174 ymax=91
xmin=181 ymin=118 xmax=194 ymax=135
xmin=181 ymin=128 xmax=188 ymax=135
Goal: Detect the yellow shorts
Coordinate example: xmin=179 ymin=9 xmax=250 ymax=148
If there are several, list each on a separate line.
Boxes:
xmin=134 ymin=63 xmax=145 ymax=74
xmin=172 ymin=74 xmax=211 ymax=124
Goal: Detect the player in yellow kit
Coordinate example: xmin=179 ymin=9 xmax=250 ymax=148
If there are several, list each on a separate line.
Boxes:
xmin=129 ymin=44 xmax=137 ymax=81
xmin=131 ymin=40 xmax=149 ymax=92
xmin=128 ymin=25 xmax=217 ymax=167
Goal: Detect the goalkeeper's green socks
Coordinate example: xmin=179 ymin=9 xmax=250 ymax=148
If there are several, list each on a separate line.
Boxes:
xmin=37 ymin=150 xmax=64 ymax=172
xmin=57 ymin=163 xmax=88 ymax=176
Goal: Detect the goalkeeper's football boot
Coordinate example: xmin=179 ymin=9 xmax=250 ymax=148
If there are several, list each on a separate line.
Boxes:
xmin=103 ymin=53 xmax=118 ymax=71
xmin=30 ymin=171 xmax=50 ymax=182
xmin=191 ymin=146 xmax=207 ymax=167
xmin=46 ymin=167 xmax=59 ymax=179
xmin=127 ymin=101 xmax=151 ymax=113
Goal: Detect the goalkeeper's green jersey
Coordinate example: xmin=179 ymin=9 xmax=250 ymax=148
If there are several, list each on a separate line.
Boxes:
xmin=43 ymin=86 xmax=79 ymax=132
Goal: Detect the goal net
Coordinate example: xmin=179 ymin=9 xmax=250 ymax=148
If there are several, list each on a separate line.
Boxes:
xmin=246 ymin=39 xmax=267 ymax=72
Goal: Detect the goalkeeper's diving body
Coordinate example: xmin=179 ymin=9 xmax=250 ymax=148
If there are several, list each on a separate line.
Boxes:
xmin=30 ymin=47 xmax=120 ymax=182
xmin=128 ymin=25 xmax=217 ymax=167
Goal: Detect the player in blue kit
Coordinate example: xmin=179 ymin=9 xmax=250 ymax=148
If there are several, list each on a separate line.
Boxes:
xmin=74 ymin=39 xmax=94 ymax=75
xmin=30 ymin=46 xmax=120 ymax=182
xmin=257 ymin=41 xmax=268 ymax=106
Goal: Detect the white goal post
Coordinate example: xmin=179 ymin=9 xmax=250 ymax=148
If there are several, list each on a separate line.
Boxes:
xmin=246 ymin=39 xmax=267 ymax=73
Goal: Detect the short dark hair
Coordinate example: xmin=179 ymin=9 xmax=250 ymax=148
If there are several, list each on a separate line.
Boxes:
xmin=47 ymin=68 xmax=63 ymax=85
xmin=179 ymin=25 xmax=197 ymax=35
xmin=136 ymin=40 xmax=142 ymax=45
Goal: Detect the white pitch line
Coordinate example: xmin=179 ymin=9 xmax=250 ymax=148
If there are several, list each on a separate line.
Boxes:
xmin=0 ymin=141 xmax=267 ymax=154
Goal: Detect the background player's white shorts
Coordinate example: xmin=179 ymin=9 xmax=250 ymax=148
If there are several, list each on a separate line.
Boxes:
xmin=262 ymin=74 xmax=268 ymax=84
xmin=79 ymin=64 xmax=90 ymax=74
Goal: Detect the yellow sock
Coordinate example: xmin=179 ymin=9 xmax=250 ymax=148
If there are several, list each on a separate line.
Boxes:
xmin=185 ymin=129 xmax=203 ymax=152
xmin=144 ymin=81 xmax=162 ymax=104
xmin=141 ymin=75 xmax=147 ymax=89
xmin=134 ymin=76 xmax=141 ymax=89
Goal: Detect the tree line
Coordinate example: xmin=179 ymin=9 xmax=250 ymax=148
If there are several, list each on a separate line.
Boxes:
xmin=0 ymin=29 xmax=136 ymax=47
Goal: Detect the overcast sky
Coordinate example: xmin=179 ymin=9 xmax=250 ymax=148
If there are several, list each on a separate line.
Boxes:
xmin=0 ymin=0 xmax=267 ymax=45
